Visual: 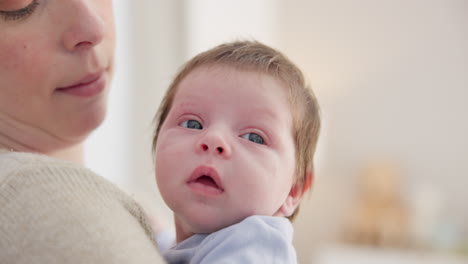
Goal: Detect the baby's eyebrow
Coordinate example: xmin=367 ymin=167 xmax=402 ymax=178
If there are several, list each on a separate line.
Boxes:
xmin=246 ymin=107 xmax=281 ymax=122
xmin=173 ymin=100 xmax=197 ymax=110
xmin=171 ymin=100 xmax=202 ymax=116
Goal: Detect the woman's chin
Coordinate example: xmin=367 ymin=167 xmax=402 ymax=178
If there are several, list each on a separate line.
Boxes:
xmin=70 ymin=108 xmax=107 ymax=139
xmin=54 ymin=103 xmax=108 ymax=147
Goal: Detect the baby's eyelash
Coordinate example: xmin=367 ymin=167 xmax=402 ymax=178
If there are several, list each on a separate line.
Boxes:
xmin=0 ymin=0 xmax=39 ymax=22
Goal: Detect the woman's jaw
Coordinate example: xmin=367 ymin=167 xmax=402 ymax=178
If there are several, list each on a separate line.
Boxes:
xmin=0 ymin=116 xmax=91 ymax=164
xmin=0 ymin=67 xmax=113 ymax=162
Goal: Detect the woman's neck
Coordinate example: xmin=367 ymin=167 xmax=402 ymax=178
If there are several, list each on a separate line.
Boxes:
xmin=49 ymin=144 xmax=85 ymax=164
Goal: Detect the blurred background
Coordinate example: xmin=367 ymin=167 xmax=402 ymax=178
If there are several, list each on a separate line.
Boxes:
xmin=85 ymin=0 xmax=468 ymax=263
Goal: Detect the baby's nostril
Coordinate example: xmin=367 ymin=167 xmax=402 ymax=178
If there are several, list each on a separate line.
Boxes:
xmin=202 ymin=144 xmax=208 ymax=151
xmin=217 ymin=147 xmax=223 ymax=153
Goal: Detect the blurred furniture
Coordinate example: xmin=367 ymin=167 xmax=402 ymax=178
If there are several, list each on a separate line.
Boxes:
xmin=313 ymin=245 xmax=467 ymax=264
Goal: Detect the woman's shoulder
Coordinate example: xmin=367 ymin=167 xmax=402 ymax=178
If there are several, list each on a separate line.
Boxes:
xmin=0 ymin=151 xmax=128 ymax=205
xmin=1 ymin=151 xmax=74 ymax=184
xmin=1 ymin=149 xmax=81 ymax=169
xmin=0 ymin=151 xmax=164 ymax=263
xmin=1 ymin=151 xmax=103 ymax=181
xmin=1 ymin=150 xmax=75 ymax=168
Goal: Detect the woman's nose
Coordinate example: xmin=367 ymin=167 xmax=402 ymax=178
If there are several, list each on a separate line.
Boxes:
xmin=62 ymin=2 xmax=106 ymax=51
xmin=197 ymin=130 xmax=232 ymax=158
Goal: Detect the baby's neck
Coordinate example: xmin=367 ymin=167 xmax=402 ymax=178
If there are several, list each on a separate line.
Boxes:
xmin=174 ymin=217 xmax=195 ymax=243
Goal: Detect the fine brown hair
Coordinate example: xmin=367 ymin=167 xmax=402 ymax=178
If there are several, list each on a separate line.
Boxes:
xmin=152 ymin=40 xmax=320 ymax=220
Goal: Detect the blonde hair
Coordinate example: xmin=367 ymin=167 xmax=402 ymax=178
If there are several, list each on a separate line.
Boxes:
xmin=152 ymin=40 xmax=320 ymax=220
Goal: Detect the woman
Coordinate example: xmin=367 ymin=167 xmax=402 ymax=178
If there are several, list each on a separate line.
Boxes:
xmin=0 ymin=1 xmax=165 ymax=262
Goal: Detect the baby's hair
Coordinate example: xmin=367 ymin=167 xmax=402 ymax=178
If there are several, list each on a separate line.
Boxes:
xmin=153 ymin=40 xmax=320 ymax=220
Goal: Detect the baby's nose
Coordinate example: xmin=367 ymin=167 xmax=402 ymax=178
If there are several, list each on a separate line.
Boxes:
xmin=198 ymin=131 xmax=232 ymax=158
xmin=200 ymin=144 xmax=225 ymax=154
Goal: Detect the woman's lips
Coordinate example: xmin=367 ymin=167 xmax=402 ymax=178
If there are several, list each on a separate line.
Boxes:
xmin=56 ymin=72 xmax=105 ymax=97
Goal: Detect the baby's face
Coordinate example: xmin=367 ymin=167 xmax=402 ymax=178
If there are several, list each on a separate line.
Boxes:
xmin=155 ymin=66 xmax=297 ymax=236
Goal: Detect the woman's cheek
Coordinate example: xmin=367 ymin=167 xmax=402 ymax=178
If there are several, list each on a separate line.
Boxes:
xmin=1 ymin=36 xmax=49 ymax=78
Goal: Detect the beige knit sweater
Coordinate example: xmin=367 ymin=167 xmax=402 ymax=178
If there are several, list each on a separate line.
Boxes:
xmin=0 ymin=150 xmax=165 ymax=263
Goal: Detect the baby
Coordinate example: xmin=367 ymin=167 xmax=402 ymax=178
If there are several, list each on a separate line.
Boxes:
xmin=152 ymin=40 xmax=320 ymax=263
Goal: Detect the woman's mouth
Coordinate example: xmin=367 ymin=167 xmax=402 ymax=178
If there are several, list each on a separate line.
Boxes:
xmin=56 ymin=71 xmax=106 ymax=97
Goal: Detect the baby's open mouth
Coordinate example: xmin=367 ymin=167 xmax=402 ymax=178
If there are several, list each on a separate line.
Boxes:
xmin=196 ymin=175 xmax=220 ymax=189
xmin=188 ymin=166 xmax=225 ymax=195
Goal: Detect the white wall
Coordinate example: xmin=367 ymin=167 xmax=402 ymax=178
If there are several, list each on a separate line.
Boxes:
xmin=85 ymin=0 xmax=186 ymax=224
xmin=84 ymin=0 xmax=132 ymax=186
xmin=184 ymin=0 xmax=279 ymax=57
xmin=277 ymin=0 xmax=468 ymax=262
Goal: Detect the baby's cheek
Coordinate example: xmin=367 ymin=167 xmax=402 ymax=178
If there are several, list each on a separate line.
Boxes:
xmin=155 ymin=140 xmax=186 ymax=167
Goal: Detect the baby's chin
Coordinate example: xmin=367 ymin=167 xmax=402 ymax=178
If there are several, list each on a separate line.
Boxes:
xmin=183 ymin=214 xmax=247 ymax=235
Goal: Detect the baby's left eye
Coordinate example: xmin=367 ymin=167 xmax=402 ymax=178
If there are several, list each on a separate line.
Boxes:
xmin=180 ymin=120 xmax=203 ymax=130
xmin=241 ymin=133 xmax=265 ymax=145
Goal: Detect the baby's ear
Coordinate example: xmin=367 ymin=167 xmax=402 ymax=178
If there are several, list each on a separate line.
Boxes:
xmin=275 ymin=171 xmax=313 ymax=217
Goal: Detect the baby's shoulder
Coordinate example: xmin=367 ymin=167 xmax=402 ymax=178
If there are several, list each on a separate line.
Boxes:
xmin=204 ymin=215 xmax=294 ymax=246
xmin=222 ymin=215 xmax=292 ymax=236
xmin=195 ymin=216 xmax=297 ymax=263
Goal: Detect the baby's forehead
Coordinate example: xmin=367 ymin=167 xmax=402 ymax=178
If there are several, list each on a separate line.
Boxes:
xmin=173 ymin=66 xmax=293 ymax=113
xmin=183 ymin=69 xmax=282 ymax=94
xmin=186 ymin=64 xmax=280 ymax=80
xmin=180 ymin=65 xmax=288 ymax=92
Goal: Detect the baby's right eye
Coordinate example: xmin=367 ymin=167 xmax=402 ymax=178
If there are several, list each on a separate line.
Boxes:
xmin=180 ymin=120 xmax=203 ymax=130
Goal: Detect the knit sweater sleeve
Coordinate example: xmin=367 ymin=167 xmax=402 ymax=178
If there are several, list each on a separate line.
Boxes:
xmin=0 ymin=151 xmax=166 ymax=264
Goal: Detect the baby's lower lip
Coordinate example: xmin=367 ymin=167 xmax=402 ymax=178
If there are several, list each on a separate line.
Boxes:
xmin=188 ymin=181 xmax=224 ymax=196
